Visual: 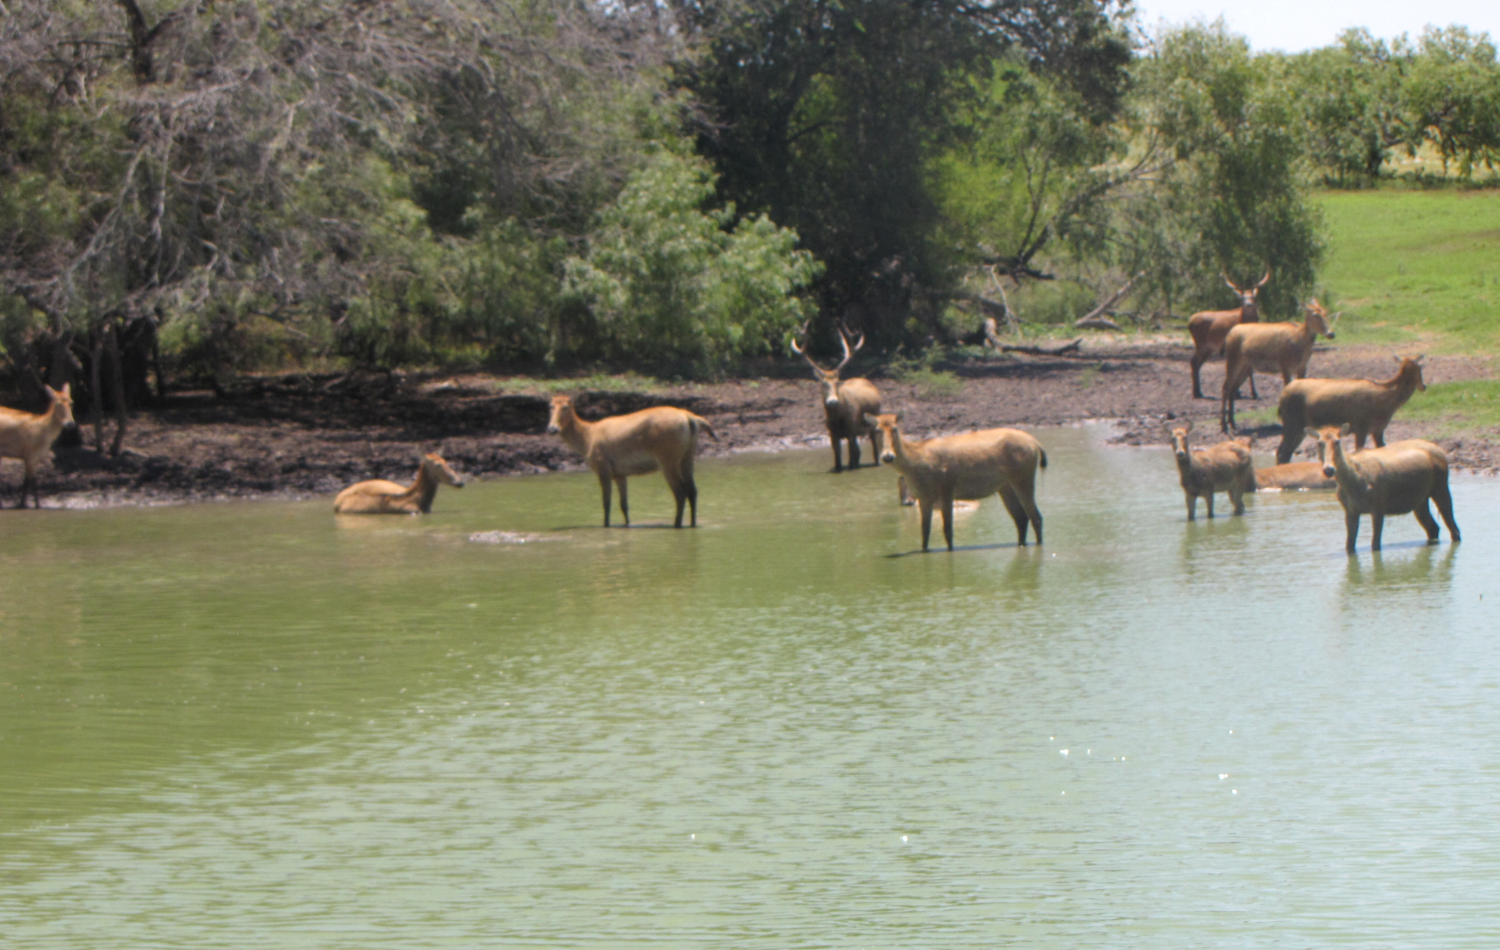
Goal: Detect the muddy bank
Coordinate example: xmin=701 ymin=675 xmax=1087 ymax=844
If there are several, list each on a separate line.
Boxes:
xmin=7 ymin=340 xmax=1497 ymax=508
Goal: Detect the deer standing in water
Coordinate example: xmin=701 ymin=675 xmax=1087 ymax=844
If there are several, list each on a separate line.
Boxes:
xmin=1307 ymin=424 xmax=1459 ymax=553
xmin=1167 ymin=420 xmax=1254 ymax=520
xmin=868 ymin=412 xmax=1046 ymax=552
xmin=792 ymin=323 xmax=881 ymax=472
xmin=547 ymin=394 xmax=717 ymax=528
xmin=334 ymin=453 xmax=464 ymax=514
xmin=1188 ymin=270 xmax=1271 ymax=399
xmin=0 ymin=384 xmax=78 ymax=508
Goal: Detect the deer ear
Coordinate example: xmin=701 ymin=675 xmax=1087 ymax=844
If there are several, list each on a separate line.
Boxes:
xmin=1180 ymin=418 xmax=1193 ymax=433
xmin=1305 ymin=427 xmax=1321 ymax=439
xmin=863 ymin=414 xmax=880 ymax=428
xmin=1339 ymin=423 xmax=1353 ymax=436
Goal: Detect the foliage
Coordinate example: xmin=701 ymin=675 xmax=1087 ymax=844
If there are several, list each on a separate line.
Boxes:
xmin=1111 ymin=22 xmax=1324 ymax=318
xmin=887 ymin=349 xmax=964 ymax=400
xmin=561 ymin=148 xmax=821 ymax=375
xmin=675 ymin=0 xmax=1133 ymax=349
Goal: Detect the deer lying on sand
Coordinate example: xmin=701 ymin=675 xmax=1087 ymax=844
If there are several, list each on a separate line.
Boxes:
xmin=1168 ymin=420 xmax=1254 ymax=520
xmin=0 ymin=384 xmax=78 ymax=509
xmin=1275 ymin=356 xmax=1426 ymax=464
xmin=547 ymin=394 xmax=717 ymax=528
xmin=1189 ymin=270 xmax=1270 ymax=399
xmin=792 ymin=323 xmax=881 ymax=472
xmin=1220 ymin=298 xmax=1336 ymax=432
xmin=334 ymin=453 xmax=464 ymax=514
xmin=868 ymin=412 xmax=1045 ymax=551
xmin=1307 ymin=424 xmax=1459 ymax=553
xmin=1253 ymin=461 xmax=1335 ymax=492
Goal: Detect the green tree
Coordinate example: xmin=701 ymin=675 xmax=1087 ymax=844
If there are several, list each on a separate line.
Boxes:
xmin=562 ymin=149 xmax=821 ymax=375
xmin=1403 ymin=26 xmax=1500 ymax=177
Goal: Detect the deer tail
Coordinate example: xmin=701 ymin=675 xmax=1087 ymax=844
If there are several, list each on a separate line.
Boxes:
xmin=692 ymin=415 xmax=719 ymax=442
xmin=1038 ymin=447 xmax=1048 ymax=470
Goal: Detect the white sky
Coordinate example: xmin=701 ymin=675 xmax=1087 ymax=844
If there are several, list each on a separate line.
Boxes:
xmin=1130 ymin=0 xmax=1499 ymax=52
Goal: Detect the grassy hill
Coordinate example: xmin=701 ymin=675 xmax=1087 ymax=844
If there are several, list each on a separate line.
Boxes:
xmin=1318 ymin=188 xmax=1500 ymax=351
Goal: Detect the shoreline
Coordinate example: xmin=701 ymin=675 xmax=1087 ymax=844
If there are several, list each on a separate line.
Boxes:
xmin=6 ymin=341 xmax=1496 ymax=510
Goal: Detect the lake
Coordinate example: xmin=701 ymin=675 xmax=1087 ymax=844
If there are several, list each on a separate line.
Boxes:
xmin=2 ymin=424 xmax=1496 ymax=947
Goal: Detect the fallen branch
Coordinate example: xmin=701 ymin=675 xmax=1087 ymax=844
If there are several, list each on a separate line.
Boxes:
xmin=1073 ymin=271 xmax=1144 ymax=330
xmin=999 ymin=338 xmax=1083 ymax=357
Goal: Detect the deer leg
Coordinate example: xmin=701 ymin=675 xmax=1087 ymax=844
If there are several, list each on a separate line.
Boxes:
xmin=1190 ymin=352 xmax=1207 ymax=399
xmin=941 ymin=496 xmax=955 ymax=551
xmin=1205 ymin=490 xmax=1216 ymax=519
xmin=21 ymin=460 xmax=35 ymax=509
xmin=830 ymin=435 xmax=844 ymax=473
xmin=919 ymin=501 xmax=933 ymax=552
xmin=597 ymin=471 xmax=614 ymax=527
xmin=1185 ymin=491 xmax=1197 ymax=521
xmin=1414 ymin=502 xmax=1440 ymax=543
xmin=1432 ymin=481 xmax=1461 ymax=542
xmin=1370 ymin=512 xmax=1385 ymax=552
xmin=1249 ymin=374 xmax=1259 ymax=400
xmin=615 ymin=476 xmax=631 ymax=526
xmin=1345 ymin=509 xmax=1361 ymax=553
xmin=999 ymin=486 xmax=1029 ymax=546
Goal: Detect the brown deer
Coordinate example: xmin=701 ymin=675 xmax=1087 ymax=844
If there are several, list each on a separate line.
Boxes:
xmin=867 ymin=412 xmax=1046 ymax=551
xmin=1275 ymin=356 xmax=1426 ymax=464
xmin=1168 ymin=420 xmax=1254 ymax=520
xmin=792 ymin=323 xmax=882 ymax=472
xmin=1307 ymin=424 xmax=1459 ymax=553
xmin=334 ymin=453 xmax=464 ymax=514
xmin=0 ymin=384 xmax=78 ymax=509
xmin=1220 ymin=298 xmax=1337 ymax=432
xmin=1253 ymin=461 xmax=1335 ymax=492
xmin=1188 ymin=269 xmax=1271 ymax=399
xmin=547 ymin=394 xmax=717 ymax=528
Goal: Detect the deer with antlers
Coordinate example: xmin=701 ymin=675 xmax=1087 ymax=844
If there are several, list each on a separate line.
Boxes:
xmin=791 ymin=322 xmax=882 ymax=473
xmin=1188 ymin=270 xmax=1271 ymax=399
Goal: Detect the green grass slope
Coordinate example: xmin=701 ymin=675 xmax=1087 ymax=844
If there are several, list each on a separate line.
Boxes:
xmin=1318 ymin=189 xmax=1500 ymax=350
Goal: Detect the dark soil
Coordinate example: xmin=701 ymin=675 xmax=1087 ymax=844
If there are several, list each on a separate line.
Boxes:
xmin=8 ymin=339 xmax=1497 ymax=508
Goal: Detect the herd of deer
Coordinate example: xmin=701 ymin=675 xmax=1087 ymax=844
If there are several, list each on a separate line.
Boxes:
xmin=0 ymin=276 xmax=1464 ymax=554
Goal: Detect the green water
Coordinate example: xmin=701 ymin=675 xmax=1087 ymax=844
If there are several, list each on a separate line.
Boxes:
xmin=2 ymin=425 xmax=1498 ymax=947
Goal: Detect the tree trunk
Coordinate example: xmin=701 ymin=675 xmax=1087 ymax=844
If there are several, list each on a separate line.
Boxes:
xmin=90 ymin=327 xmax=106 ymax=453
xmin=107 ymin=322 xmax=129 ymax=457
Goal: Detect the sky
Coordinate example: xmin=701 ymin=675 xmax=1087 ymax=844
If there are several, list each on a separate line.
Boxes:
xmin=1130 ymin=0 xmax=1499 ymax=52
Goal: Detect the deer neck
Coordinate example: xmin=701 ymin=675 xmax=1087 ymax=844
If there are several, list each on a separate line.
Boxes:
xmin=557 ymin=411 xmax=592 ymax=456
xmin=408 ymin=465 xmax=440 ymax=513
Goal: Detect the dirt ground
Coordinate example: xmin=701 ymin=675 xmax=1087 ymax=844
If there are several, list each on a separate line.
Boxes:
xmin=7 ymin=338 xmax=1497 ymax=508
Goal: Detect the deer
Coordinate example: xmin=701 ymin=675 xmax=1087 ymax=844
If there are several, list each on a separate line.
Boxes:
xmin=334 ymin=453 xmax=464 ymax=514
xmin=1275 ymin=356 xmax=1426 ymax=464
xmin=1253 ymin=461 xmax=1335 ymax=492
xmin=1167 ymin=420 xmax=1254 ymax=520
xmin=1220 ymin=298 xmax=1337 ymax=432
xmin=792 ymin=322 xmax=882 ymax=472
xmin=1307 ymin=424 xmax=1459 ymax=553
xmin=0 ymin=383 xmax=78 ymax=509
xmin=547 ymin=394 xmax=717 ymax=528
xmin=867 ymin=412 xmax=1046 ymax=552
xmin=1188 ymin=269 xmax=1271 ymax=399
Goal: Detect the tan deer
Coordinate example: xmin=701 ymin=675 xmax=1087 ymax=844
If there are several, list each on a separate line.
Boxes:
xmin=1253 ymin=461 xmax=1335 ymax=492
xmin=0 ymin=384 xmax=78 ymax=508
xmin=1168 ymin=420 xmax=1254 ymax=520
xmin=1220 ymin=298 xmax=1337 ymax=432
xmin=868 ymin=412 xmax=1045 ymax=551
xmin=1188 ymin=270 xmax=1271 ymax=399
xmin=1307 ymin=424 xmax=1459 ymax=553
xmin=792 ymin=323 xmax=882 ymax=472
xmin=1275 ymin=356 xmax=1426 ymax=463
xmin=334 ymin=453 xmax=464 ymax=514
xmin=547 ymin=394 xmax=717 ymax=528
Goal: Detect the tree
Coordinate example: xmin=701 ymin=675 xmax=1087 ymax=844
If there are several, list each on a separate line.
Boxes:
xmin=674 ymin=0 xmax=1132 ymax=348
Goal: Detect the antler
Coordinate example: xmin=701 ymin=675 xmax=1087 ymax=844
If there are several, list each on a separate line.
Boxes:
xmin=1221 ymin=273 xmax=1242 ymax=293
xmin=790 ymin=321 xmax=824 ymax=372
xmin=1255 ymin=267 xmax=1272 ymax=288
xmin=834 ymin=320 xmax=864 ymax=373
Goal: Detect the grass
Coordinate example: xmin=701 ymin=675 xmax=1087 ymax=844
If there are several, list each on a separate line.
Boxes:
xmin=1317 ymin=188 xmax=1500 ymax=352
xmin=498 ymin=372 xmax=665 ymax=395
xmin=1400 ymin=380 xmax=1500 ymax=435
xmin=888 ymin=349 xmax=964 ymax=400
